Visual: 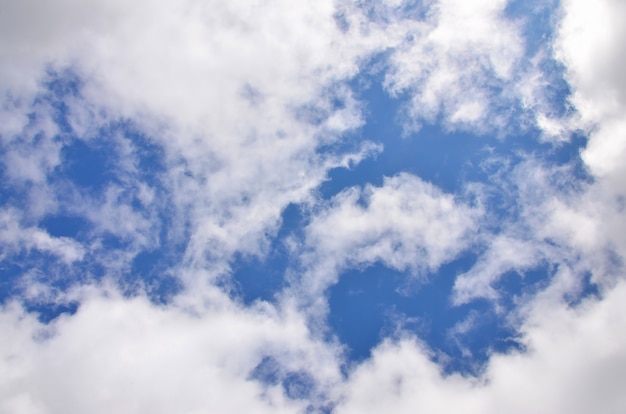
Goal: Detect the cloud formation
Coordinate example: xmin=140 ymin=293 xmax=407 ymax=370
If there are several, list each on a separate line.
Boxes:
xmin=1 ymin=0 xmax=625 ymax=413
xmin=296 ymin=173 xmax=480 ymax=305
xmin=338 ymin=280 xmax=626 ymax=414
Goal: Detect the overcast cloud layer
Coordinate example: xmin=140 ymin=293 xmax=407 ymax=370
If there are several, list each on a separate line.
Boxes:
xmin=1 ymin=0 xmax=625 ymax=413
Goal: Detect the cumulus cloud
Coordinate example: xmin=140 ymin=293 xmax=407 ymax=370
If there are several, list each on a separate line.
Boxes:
xmin=379 ymin=0 xmax=527 ymax=133
xmin=1 ymin=0 xmax=626 ymax=413
xmin=556 ymin=0 xmax=626 ymax=191
xmin=4 ymin=279 xmax=621 ymax=414
xmin=0 ymin=0 xmax=392 ymax=284
xmin=295 ymin=173 xmax=480 ymax=310
xmin=336 ymin=280 xmax=626 ymax=414
xmin=0 ymin=284 xmax=343 ymax=414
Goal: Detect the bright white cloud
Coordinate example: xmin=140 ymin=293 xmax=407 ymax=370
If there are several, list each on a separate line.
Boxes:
xmin=453 ymin=235 xmax=544 ymax=305
xmin=381 ymin=0 xmax=527 ymax=133
xmin=0 ymin=97 xmax=62 ymax=187
xmin=1 ymin=0 xmax=626 ymax=413
xmin=0 ymin=209 xmax=84 ymax=264
xmin=296 ymin=173 xmax=480 ymax=304
xmin=556 ymin=0 xmax=626 ymax=185
xmin=484 ymin=0 xmax=626 ymax=300
xmin=336 ymin=279 xmax=626 ymax=414
xmin=0 ymin=0 xmax=415 ymax=301
xmin=0 ymin=0 xmax=394 ymax=284
xmin=0 ymin=284 xmax=344 ymax=414
xmin=3 ymin=277 xmax=625 ymax=414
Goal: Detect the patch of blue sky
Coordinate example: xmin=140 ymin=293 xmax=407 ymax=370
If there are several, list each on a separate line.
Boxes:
xmin=60 ymin=138 xmax=118 ymax=191
xmin=493 ymin=263 xmax=552 ymax=302
xmin=544 ymin=132 xmax=592 ymax=182
xmin=39 ymin=215 xmax=89 ymax=239
xmin=229 ymin=250 xmax=289 ymax=305
xmin=327 ymin=256 xmax=526 ymax=375
xmin=128 ymin=235 xmax=188 ymax=303
xmin=230 ymin=54 xmax=594 ymax=372
xmin=26 ymin=301 xmax=79 ymax=324
xmin=0 ymin=71 xmax=182 ymax=305
xmin=354 ymin=0 xmax=430 ymax=24
xmin=250 ymin=356 xmax=332 ymax=412
xmin=130 ymin=251 xmax=183 ymax=304
xmin=505 ymin=0 xmax=558 ymax=55
xmin=37 ymin=70 xmax=166 ymax=186
xmin=230 ymin=203 xmax=305 ymax=305
xmin=0 ymin=248 xmax=84 ymax=322
xmin=38 ymin=68 xmax=83 ymax=135
xmin=313 ymin=60 xmax=595 ymax=373
xmin=320 ymin=68 xmax=583 ymax=201
xmin=0 ymin=251 xmax=29 ymax=302
xmin=58 ymin=124 xmax=166 ymax=197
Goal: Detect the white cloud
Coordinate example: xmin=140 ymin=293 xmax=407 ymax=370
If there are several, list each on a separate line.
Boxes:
xmin=0 ymin=99 xmax=62 ymax=186
xmin=2 ymin=266 xmax=626 ymax=413
xmin=381 ymin=0 xmax=527 ymax=133
xmin=0 ymin=99 xmax=168 ymax=277
xmin=0 ymin=0 xmax=395 ymax=284
xmin=451 ymin=156 xmax=619 ymax=305
xmin=556 ymin=0 xmax=626 ymax=186
xmin=453 ymin=235 xmax=544 ymax=305
xmin=1 ymin=1 xmax=626 ymax=413
xmin=336 ymin=279 xmax=626 ymax=414
xmin=300 ymin=0 xmax=626 ymax=319
xmin=0 ymin=284 xmax=344 ymax=414
xmin=296 ymin=173 xmax=480 ymax=306
xmin=0 ymin=209 xmax=84 ymax=264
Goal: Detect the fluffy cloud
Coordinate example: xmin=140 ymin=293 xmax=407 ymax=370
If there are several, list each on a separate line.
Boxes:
xmin=0 ymin=0 xmax=391 ymax=284
xmin=295 ymin=173 xmax=480 ymax=308
xmin=3 ymin=279 xmax=624 ymax=414
xmin=0 ymin=284 xmax=343 ymax=414
xmin=556 ymin=0 xmax=626 ymax=200
xmin=1 ymin=0 xmax=626 ymax=413
xmin=379 ymin=0 xmax=527 ymax=133
xmin=337 ymin=279 xmax=626 ymax=414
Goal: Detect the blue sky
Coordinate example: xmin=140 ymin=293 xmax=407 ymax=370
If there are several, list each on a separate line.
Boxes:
xmin=2 ymin=0 xmax=626 ymax=413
